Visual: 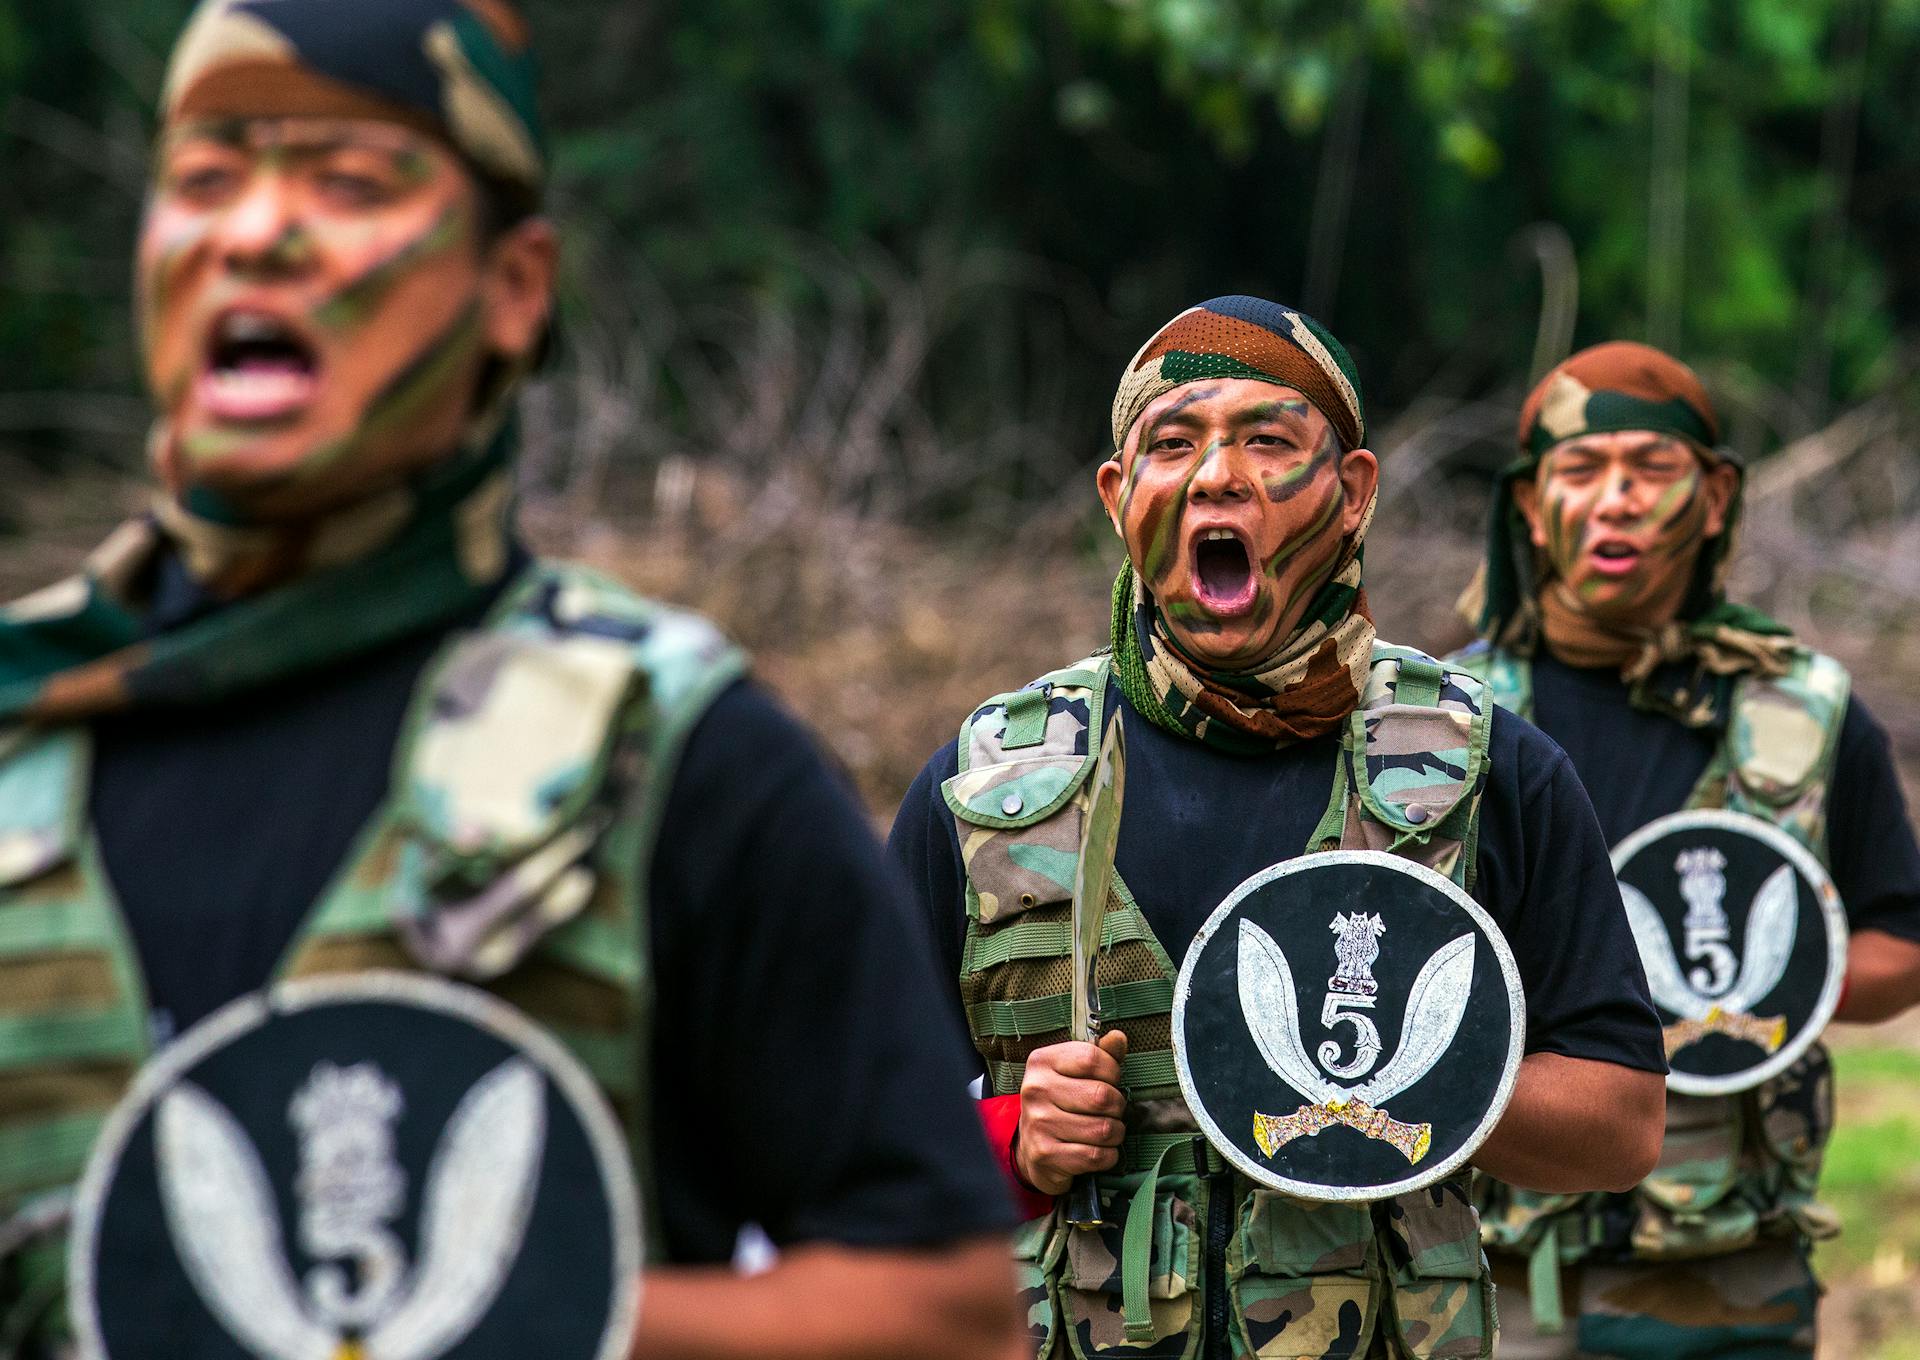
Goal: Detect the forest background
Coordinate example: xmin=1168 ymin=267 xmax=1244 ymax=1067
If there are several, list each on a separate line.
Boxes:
xmin=3 ymin=1 xmax=1920 ymax=1352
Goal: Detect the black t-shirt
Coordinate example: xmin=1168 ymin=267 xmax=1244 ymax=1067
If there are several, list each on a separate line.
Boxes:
xmin=88 ymin=568 xmax=1013 ymax=1263
xmin=888 ymin=676 xmax=1669 ymax=1075
xmin=1529 ymin=651 xmax=1920 ymax=944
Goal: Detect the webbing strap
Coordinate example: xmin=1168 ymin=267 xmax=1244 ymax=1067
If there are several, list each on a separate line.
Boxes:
xmin=1121 ymin=1133 xmax=1225 ymax=1175
xmin=1121 ymin=1140 xmax=1173 ymax=1342
xmin=0 ymin=1111 xmax=104 ymax=1199
xmin=1528 ymin=1221 xmax=1565 ymax=1335
xmin=968 ymin=910 xmax=1152 ymax=972
xmin=1122 ymin=1050 xmax=1177 ymax=1090
xmin=1002 ymin=686 xmax=1052 ymax=750
xmin=0 ymin=1010 xmax=145 ymax=1074
xmin=969 ymin=978 xmax=1173 ymax=1039
xmin=1395 ymin=656 xmax=1446 ymax=709
xmin=989 ymin=1047 xmax=1180 ymax=1098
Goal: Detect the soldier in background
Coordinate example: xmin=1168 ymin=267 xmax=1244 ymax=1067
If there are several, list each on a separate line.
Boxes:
xmin=0 ymin=2 xmax=1023 ymax=1356
xmin=888 ymin=296 xmax=1669 ymax=1359
xmin=1453 ymin=340 xmax=1920 ymax=1357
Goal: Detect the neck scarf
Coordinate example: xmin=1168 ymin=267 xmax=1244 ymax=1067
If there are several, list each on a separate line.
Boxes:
xmin=1464 ymin=340 xmax=1796 ymax=728
xmin=1111 ymin=495 xmax=1377 ymax=756
xmin=0 ymin=433 xmax=515 ymax=725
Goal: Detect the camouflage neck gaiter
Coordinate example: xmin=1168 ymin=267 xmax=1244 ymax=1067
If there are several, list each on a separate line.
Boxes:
xmin=1110 ymin=491 xmax=1377 ymax=756
xmin=0 ymin=434 xmax=515 ymax=725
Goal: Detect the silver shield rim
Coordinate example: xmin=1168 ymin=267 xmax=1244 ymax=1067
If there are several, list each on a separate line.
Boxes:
xmin=1611 ymin=807 xmax=1849 ymax=1097
xmin=67 ymin=969 xmax=643 ymax=1360
xmin=1171 ymin=849 xmax=1527 ymax=1203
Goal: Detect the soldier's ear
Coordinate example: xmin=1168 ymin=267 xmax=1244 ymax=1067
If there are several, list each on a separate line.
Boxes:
xmin=1510 ymin=476 xmax=1548 ymax=549
xmin=1337 ymin=447 xmax=1378 ymax=534
xmin=1700 ymin=459 xmax=1739 ymax=538
xmin=1095 ymin=455 xmax=1127 ymax=536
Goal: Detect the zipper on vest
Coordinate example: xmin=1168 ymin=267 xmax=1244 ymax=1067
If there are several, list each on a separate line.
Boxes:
xmin=1204 ymin=1168 xmax=1230 ymax=1359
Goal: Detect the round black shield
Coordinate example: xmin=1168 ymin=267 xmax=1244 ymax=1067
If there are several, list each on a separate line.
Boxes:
xmin=71 ymin=972 xmax=641 ymax=1360
xmin=1173 ymin=852 xmax=1524 ymax=1201
xmin=1613 ymin=809 xmax=1847 ymax=1096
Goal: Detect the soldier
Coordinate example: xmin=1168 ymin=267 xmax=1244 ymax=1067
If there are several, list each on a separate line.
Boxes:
xmin=1452 ymin=340 xmax=1920 ymax=1358
xmin=888 ymin=296 xmax=1669 ymax=1359
xmin=0 ymin=2 xmax=1022 ymax=1357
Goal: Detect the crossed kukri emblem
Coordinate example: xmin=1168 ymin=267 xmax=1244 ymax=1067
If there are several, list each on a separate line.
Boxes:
xmin=1620 ymin=859 xmax=1798 ymax=1058
xmin=1236 ymin=918 xmax=1475 ymax=1166
xmin=154 ymin=1058 xmax=545 ymax=1360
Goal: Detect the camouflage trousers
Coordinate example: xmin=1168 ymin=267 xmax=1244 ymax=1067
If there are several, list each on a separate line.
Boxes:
xmin=1488 ymin=1242 xmax=1817 ymax=1359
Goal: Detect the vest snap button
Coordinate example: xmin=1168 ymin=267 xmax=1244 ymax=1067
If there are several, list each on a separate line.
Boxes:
xmin=1001 ymin=793 xmax=1024 ymax=816
xmin=1019 ymin=893 xmax=1037 ymax=908
xmin=1405 ymin=804 xmax=1429 ymax=825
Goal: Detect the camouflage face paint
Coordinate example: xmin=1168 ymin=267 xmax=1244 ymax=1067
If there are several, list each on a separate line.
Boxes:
xmin=1119 ymin=386 xmax=1218 ymax=525
xmin=1139 ymin=439 xmax=1217 ymax=584
xmin=311 ymin=200 xmax=468 ymax=334
xmin=1262 ymin=425 xmax=1339 ymax=504
xmin=140 ymin=117 xmax=497 ymax=519
xmin=1115 ymin=376 xmax=1367 ymax=674
xmin=1535 ymin=439 xmax=1713 ymax=621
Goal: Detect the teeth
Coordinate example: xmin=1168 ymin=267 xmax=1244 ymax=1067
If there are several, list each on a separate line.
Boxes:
xmin=1203 ymin=529 xmax=1236 ymax=542
xmin=218 ymin=312 xmax=290 ymax=344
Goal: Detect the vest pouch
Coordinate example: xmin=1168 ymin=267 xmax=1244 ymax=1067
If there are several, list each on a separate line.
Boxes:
xmin=1348 ymin=705 xmax=1473 ymax=839
xmin=1059 ymin=1168 xmax=1201 ymax=1359
xmin=1229 ymin=1189 xmax=1378 ymax=1360
xmin=1630 ymin=1093 xmax=1756 ymax=1260
xmin=1755 ymin=1047 xmax=1839 ymax=1242
xmin=1382 ymin=1184 xmax=1494 ymax=1360
xmin=944 ymin=756 xmax=1086 ymax=925
xmin=389 ymin=628 xmax=643 ymax=978
xmin=1012 ymin=1210 xmax=1067 ymax=1360
xmin=1472 ymin=1180 xmax=1585 ymax=1256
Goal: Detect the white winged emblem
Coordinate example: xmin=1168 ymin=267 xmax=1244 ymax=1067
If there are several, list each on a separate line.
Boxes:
xmin=155 ymin=1058 xmax=546 ymax=1360
xmin=1237 ymin=920 xmax=1475 ymax=1165
xmin=1621 ymin=861 xmax=1798 ymax=1057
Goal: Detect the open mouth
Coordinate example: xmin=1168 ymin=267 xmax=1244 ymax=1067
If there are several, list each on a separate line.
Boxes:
xmin=197 ymin=310 xmax=321 ymax=423
xmin=1190 ymin=528 xmax=1259 ymax=615
xmin=1587 ymin=540 xmax=1644 ymax=577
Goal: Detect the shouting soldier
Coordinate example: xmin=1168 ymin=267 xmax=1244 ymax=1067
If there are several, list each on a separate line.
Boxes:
xmin=889 ymin=296 xmax=1670 ymax=1359
xmin=1455 ymin=340 xmax=1920 ymax=1358
xmin=0 ymin=3 xmax=1022 ymax=1357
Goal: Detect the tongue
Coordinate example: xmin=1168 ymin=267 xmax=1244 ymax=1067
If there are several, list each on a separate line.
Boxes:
xmin=1196 ymin=539 xmax=1252 ymax=602
xmin=228 ymin=353 xmax=310 ymax=377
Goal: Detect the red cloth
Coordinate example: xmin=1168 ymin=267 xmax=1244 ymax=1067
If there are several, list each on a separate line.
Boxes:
xmin=978 ymin=1094 xmax=1056 ymax=1221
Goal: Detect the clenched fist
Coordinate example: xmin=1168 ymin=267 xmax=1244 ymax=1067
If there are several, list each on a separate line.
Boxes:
xmin=1013 ymin=1030 xmax=1129 ymax=1195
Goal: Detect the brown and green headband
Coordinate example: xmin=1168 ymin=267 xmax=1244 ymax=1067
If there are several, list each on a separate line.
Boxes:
xmin=161 ymin=0 xmax=546 ymax=211
xmin=1111 ymin=295 xmax=1366 ymax=454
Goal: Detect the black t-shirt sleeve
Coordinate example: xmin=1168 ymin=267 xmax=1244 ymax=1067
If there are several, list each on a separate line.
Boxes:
xmin=885 ymin=745 xmax=975 ymax=1045
xmin=1471 ymin=706 xmax=1669 ymax=1074
xmin=646 ymin=682 xmax=1014 ymax=1262
xmin=1824 ymin=695 xmax=1920 ymax=945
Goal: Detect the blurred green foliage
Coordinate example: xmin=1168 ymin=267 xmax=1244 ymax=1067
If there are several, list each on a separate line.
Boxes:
xmin=2 ymin=0 xmax=1917 ymax=472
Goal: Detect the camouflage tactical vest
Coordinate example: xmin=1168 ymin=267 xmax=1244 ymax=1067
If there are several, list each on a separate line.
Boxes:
xmin=0 ymin=562 xmax=745 ymax=1354
xmin=949 ymin=642 xmax=1500 ymax=1360
xmin=1454 ymin=644 xmax=1848 ymax=1331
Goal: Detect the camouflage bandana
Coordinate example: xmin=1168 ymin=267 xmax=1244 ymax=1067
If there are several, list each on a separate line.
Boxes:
xmin=1110 ymin=295 xmax=1366 ymax=454
xmin=1110 ymin=492 xmax=1377 ymax=756
xmin=0 ymin=434 xmax=514 ymax=725
xmin=1463 ymin=341 xmax=1794 ymax=727
xmin=162 ymin=0 xmax=545 ymax=213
